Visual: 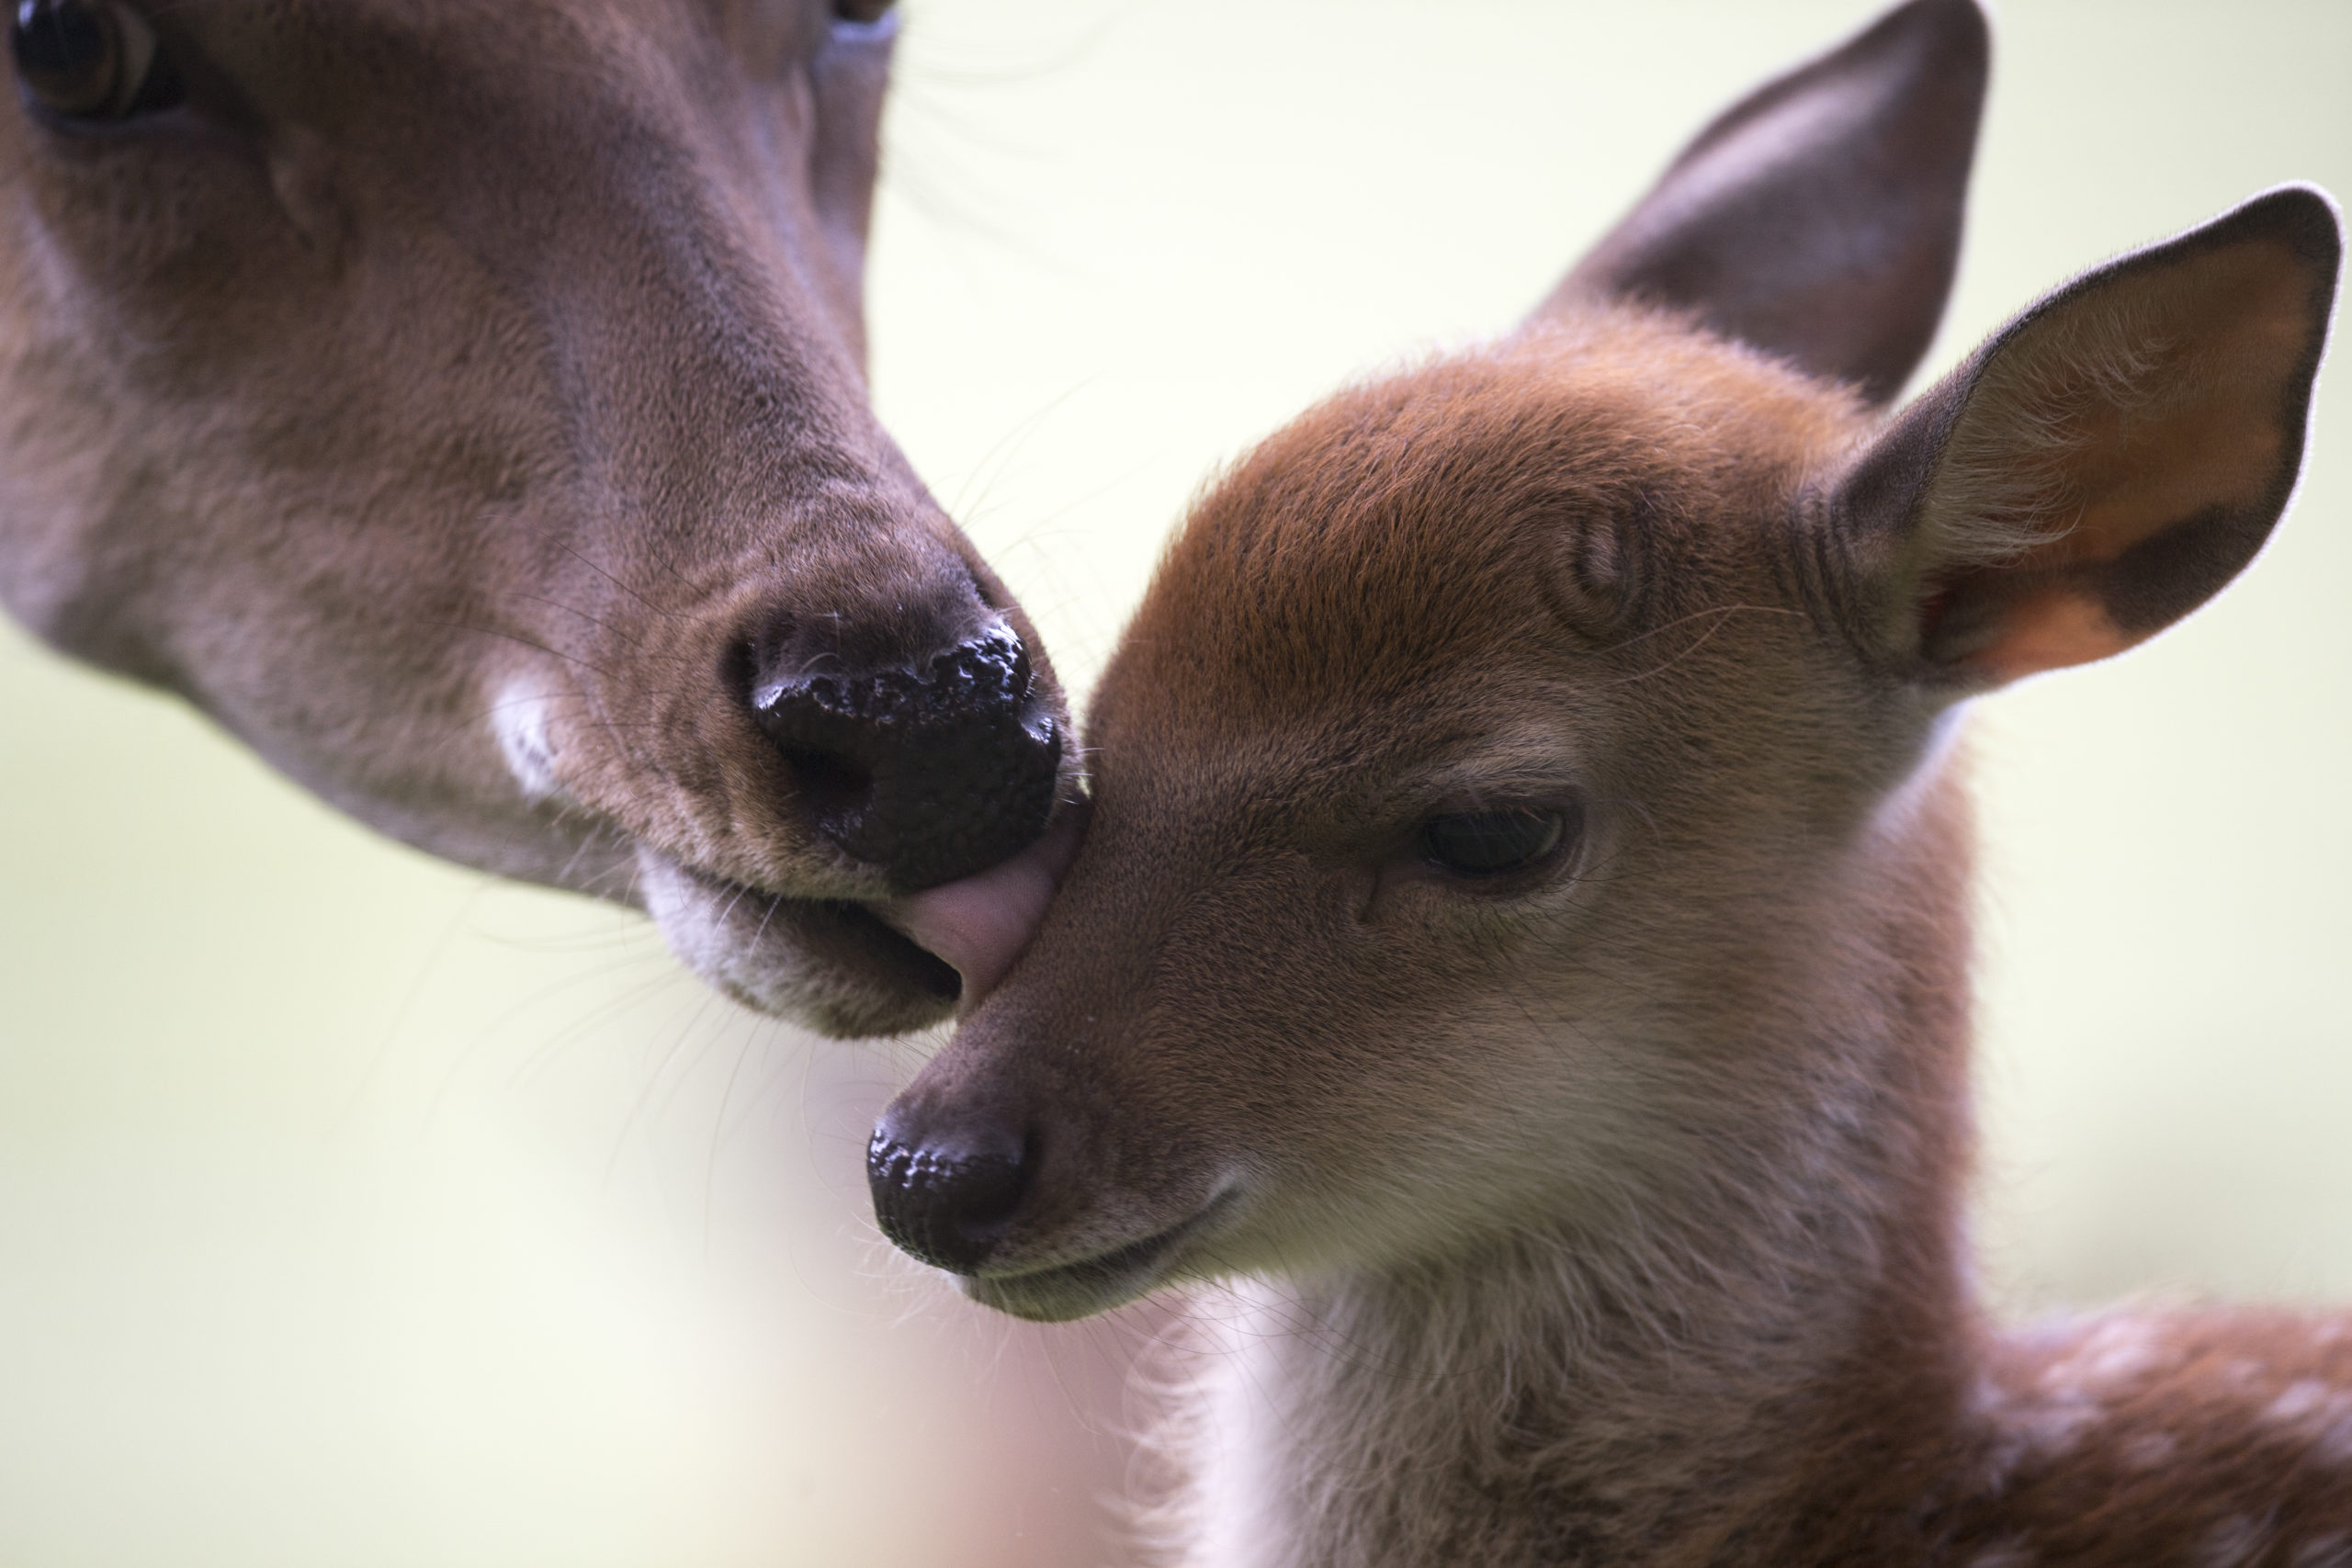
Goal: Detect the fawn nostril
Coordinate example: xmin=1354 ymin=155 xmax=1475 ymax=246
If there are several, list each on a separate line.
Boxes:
xmin=751 ymin=621 xmax=1061 ymax=892
xmin=866 ymin=1117 xmax=1030 ymax=1275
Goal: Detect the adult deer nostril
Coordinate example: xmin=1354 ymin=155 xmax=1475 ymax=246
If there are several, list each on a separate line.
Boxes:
xmin=751 ymin=622 xmax=1061 ymax=892
xmin=775 ymin=743 xmax=874 ymax=826
xmin=866 ymin=1122 xmax=1030 ymax=1275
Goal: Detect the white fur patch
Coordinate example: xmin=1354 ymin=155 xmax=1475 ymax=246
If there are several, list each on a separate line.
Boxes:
xmin=2263 ymin=1380 xmax=2352 ymax=1464
xmin=490 ymin=674 xmax=571 ymax=805
xmin=2041 ymin=1315 xmax=2163 ymax=1393
xmin=1979 ymin=1316 xmax=2171 ymax=1478
xmin=636 ymin=846 xmax=888 ymax=1025
xmin=2009 ymin=1393 xmax=2098 ymax=1460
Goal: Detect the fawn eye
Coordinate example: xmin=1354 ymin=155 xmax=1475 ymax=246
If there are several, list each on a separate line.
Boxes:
xmin=10 ymin=0 xmax=182 ymax=122
xmin=1420 ymin=806 xmax=1577 ymax=879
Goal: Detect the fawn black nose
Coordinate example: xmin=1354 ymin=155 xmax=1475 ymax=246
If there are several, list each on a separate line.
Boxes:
xmin=752 ymin=620 xmax=1061 ymax=891
xmin=866 ymin=1111 xmax=1029 ymax=1275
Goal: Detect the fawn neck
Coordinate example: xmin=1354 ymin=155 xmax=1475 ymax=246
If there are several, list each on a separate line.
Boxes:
xmin=1172 ymin=760 xmax=1984 ymax=1568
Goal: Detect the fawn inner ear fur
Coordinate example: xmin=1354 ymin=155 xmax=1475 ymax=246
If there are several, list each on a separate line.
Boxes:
xmin=1829 ymin=186 xmax=2342 ymax=689
xmin=1536 ymin=0 xmax=1987 ymax=406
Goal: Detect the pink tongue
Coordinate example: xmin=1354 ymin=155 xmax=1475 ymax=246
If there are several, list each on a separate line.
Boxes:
xmin=882 ymin=806 xmax=1087 ymax=1010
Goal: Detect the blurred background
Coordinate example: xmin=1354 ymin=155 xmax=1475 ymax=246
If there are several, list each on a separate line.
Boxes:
xmin=2 ymin=1 xmax=2346 ymax=1563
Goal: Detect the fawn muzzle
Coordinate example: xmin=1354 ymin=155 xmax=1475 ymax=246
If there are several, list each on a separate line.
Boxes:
xmin=866 ymin=1109 xmax=1033 ymax=1275
xmin=867 ymin=1078 xmax=1237 ymax=1318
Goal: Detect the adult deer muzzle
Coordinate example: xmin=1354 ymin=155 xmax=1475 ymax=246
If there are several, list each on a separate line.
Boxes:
xmin=0 ymin=0 xmax=1075 ymax=1035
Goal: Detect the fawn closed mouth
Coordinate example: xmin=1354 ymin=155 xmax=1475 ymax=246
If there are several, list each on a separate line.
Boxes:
xmin=967 ymin=1189 xmax=1239 ymax=1321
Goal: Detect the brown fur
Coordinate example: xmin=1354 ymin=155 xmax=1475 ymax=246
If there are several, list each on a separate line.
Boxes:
xmin=0 ymin=0 xmax=1072 ymax=1036
xmin=872 ymin=4 xmax=2348 ymax=1562
xmin=1012 ymin=316 xmax=2343 ymax=1568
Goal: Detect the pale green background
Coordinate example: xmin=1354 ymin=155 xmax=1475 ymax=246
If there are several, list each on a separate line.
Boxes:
xmin=2 ymin=2 xmax=2346 ymax=1563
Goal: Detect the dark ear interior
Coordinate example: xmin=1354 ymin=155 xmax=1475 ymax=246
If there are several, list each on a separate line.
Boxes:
xmin=1534 ymin=0 xmax=1987 ymax=405
xmin=1829 ymin=186 xmax=2342 ymax=688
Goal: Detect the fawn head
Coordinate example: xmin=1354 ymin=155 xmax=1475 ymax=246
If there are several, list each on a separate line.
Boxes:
xmin=869 ymin=0 xmax=2341 ymax=1321
xmin=0 ymin=0 xmax=1073 ymax=1037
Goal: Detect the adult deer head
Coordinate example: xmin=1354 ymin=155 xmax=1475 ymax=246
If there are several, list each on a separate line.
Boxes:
xmin=0 ymin=0 xmax=1075 ymax=1036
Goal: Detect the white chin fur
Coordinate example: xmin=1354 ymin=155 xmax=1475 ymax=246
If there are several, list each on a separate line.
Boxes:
xmin=637 ymin=847 xmax=841 ymax=1020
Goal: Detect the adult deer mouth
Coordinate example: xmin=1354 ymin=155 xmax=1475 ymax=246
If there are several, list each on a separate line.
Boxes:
xmin=637 ymin=852 xmax=958 ymax=1036
xmin=635 ymin=806 xmax=1086 ymax=1039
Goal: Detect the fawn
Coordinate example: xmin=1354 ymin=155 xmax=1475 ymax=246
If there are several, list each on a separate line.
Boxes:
xmin=0 ymin=0 xmax=1075 ymax=1038
xmin=868 ymin=0 xmax=2349 ymax=1562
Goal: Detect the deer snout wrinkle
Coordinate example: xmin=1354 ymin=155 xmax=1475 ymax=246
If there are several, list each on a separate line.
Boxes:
xmin=865 ymin=1115 xmax=1029 ymax=1275
xmin=752 ymin=622 xmax=1061 ymax=891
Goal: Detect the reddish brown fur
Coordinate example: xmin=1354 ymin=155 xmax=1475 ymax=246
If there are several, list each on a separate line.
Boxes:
xmin=874 ymin=28 xmax=2346 ymax=1553
xmin=1069 ymin=309 xmax=2346 ymax=1568
xmin=1102 ymin=319 xmax=2023 ymax=1563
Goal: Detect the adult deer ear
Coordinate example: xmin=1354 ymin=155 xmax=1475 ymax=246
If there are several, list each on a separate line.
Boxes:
xmin=1533 ymin=0 xmax=1987 ymax=406
xmin=1826 ymin=186 xmax=2341 ymax=690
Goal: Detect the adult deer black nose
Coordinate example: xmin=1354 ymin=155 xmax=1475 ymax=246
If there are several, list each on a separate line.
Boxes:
xmin=752 ymin=621 xmax=1061 ymax=891
xmin=866 ymin=1113 xmax=1029 ymax=1275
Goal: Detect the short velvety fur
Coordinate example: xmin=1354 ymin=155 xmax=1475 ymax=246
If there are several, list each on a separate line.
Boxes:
xmin=871 ymin=4 xmax=2348 ymax=1562
xmin=0 ymin=0 xmax=1074 ymax=1036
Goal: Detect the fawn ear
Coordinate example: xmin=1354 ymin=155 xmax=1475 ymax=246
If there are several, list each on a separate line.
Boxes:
xmin=1535 ymin=0 xmax=1986 ymax=406
xmin=1827 ymin=186 xmax=2341 ymax=689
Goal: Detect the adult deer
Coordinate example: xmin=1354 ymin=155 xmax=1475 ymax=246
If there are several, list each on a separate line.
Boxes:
xmin=0 ymin=0 xmax=1071 ymax=1037
xmin=869 ymin=1 xmax=2351 ymax=1562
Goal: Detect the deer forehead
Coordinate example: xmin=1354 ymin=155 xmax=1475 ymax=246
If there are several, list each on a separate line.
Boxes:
xmin=1102 ymin=311 xmax=1868 ymax=769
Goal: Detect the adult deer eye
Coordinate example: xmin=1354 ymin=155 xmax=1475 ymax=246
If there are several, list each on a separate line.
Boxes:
xmin=10 ymin=0 xmax=182 ymax=122
xmin=1421 ymin=806 xmax=1577 ymax=879
xmin=832 ymin=0 xmax=895 ymax=24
